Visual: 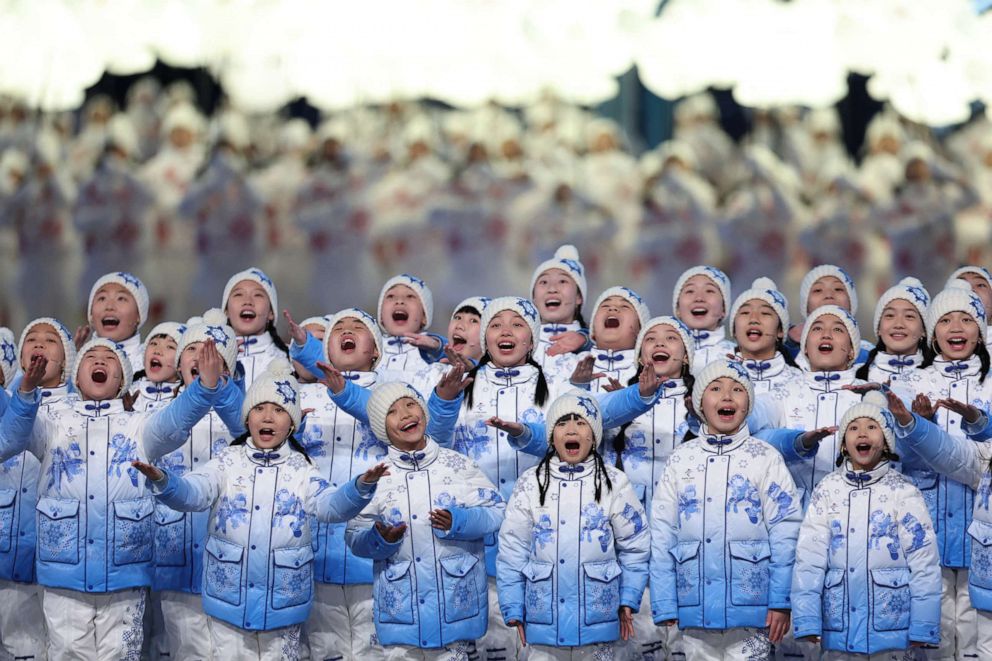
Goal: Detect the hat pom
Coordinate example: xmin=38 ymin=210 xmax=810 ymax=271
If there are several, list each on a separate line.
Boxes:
xmin=862 ymin=390 xmax=888 ymax=408
xmin=554 ymin=244 xmax=579 ymax=261
xmin=898 ymin=277 xmax=924 ymax=289
xmin=752 ymin=277 xmax=778 ymax=291
xmin=265 ymin=358 xmax=295 ymax=378
xmin=948 ymin=278 xmax=973 ymax=292
xmin=202 ymin=308 xmax=228 ymax=325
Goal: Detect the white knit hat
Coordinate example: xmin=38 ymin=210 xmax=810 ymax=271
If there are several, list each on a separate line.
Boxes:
xmin=691 ymin=359 xmax=755 ymax=420
xmin=545 ymin=390 xmax=603 ymax=446
xmin=479 ymin=296 xmax=541 ymax=352
xmin=324 ymin=308 xmax=383 ymax=370
xmin=872 ymin=277 xmax=931 ymax=338
xmin=146 ymin=321 xmax=187 ymax=348
xmin=801 ymin=305 xmax=862 ymax=368
xmin=88 ymin=272 xmax=150 ymax=330
xmin=222 ymin=267 xmax=278 ymax=320
xmin=947 ymin=267 xmax=992 ymax=321
xmin=178 ymin=309 xmax=238 ymax=372
xmin=74 ymin=338 xmax=134 ymax=397
xmin=800 ymin=265 xmax=858 ymax=318
xmin=452 ymin=296 xmax=492 ymax=318
xmin=839 ymin=390 xmax=896 ymax=454
xmin=672 ymin=266 xmax=731 ymax=321
xmin=300 ymin=316 xmax=332 ymax=332
xmin=366 ymin=382 xmax=429 ymax=444
xmin=635 ymin=316 xmax=695 ymax=372
xmin=0 ymin=327 xmax=17 ymax=386
xmin=926 ymin=280 xmax=987 ymax=345
xmin=729 ymin=277 xmax=790 ymax=337
xmin=592 ymin=286 xmax=650 ymax=341
xmin=18 ymin=318 xmax=76 ymax=384
xmin=377 ymin=274 xmax=434 ymax=331
xmin=529 ymin=245 xmax=588 ymax=304
xmin=241 ymin=358 xmax=302 ymax=430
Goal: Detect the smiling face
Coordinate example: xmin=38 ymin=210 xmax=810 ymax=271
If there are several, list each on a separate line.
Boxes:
xmin=844 ymin=417 xmax=886 ymax=471
xmin=226 ymin=280 xmax=274 ymax=336
xmin=807 ymin=276 xmax=851 ymax=314
xmin=700 ymin=376 xmax=749 ymax=434
xmin=20 ymin=324 xmax=66 ymax=387
xmin=447 ymin=309 xmax=483 ymax=361
xmin=247 ymin=402 xmax=293 ymax=450
xmin=533 ymin=268 xmax=582 ymax=324
xmin=960 ymin=273 xmax=992 ymax=322
xmin=90 ymin=283 xmax=140 ymax=342
xmin=385 ymin=397 xmax=427 ymax=451
xmin=639 ymin=325 xmax=687 ymax=379
xmin=878 ymin=299 xmax=924 ymax=355
xmin=485 ymin=310 xmax=533 ymax=367
xmin=326 ymin=317 xmax=379 ymax=372
xmin=380 ymin=285 xmax=426 ymax=335
xmin=733 ymin=300 xmax=782 ymax=360
xmin=592 ymin=296 xmax=641 ymax=350
xmin=676 ymin=275 xmax=724 ymax=330
xmin=552 ymin=413 xmax=595 ymax=465
xmin=75 ymin=346 xmax=124 ymax=401
xmin=144 ymin=335 xmax=179 ymax=383
xmin=805 ymin=314 xmax=855 ymax=371
xmin=934 ymin=311 xmax=981 ymax=360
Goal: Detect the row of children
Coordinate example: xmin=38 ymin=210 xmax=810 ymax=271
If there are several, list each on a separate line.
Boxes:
xmin=1 ymin=246 xmax=992 ymax=660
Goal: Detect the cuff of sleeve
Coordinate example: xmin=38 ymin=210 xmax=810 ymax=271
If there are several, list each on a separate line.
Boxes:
xmin=909 ymin=621 xmax=940 ymax=644
xmin=354 ymin=476 xmax=377 ymax=498
xmin=897 ymin=415 xmax=918 ymax=435
xmin=569 ymin=381 xmax=592 ymax=391
xmin=792 ymin=432 xmax=818 ymax=458
xmin=288 ymin=333 xmax=311 ymax=358
xmin=149 ymin=469 xmax=172 ymax=495
xmin=507 ymin=426 xmax=532 ymax=450
xmin=620 ymin=588 xmax=642 ymax=612
xmin=15 ymin=388 xmax=41 ymax=404
xmin=194 ymin=378 xmax=220 ymax=394
xmin=792 ymin=617 xmax=821 ymax=639
xmin=436 ymin=506 xmax=467 ymax=539
xmin=370 ymin=526 xmax=402 ymax=554
xmin=962 ymin=412 xmax=988 ymax=437
xmin=501 ymin=606 xmax=524 ymax=625
xmin=651 ymin=601 xmax=678 ymax=624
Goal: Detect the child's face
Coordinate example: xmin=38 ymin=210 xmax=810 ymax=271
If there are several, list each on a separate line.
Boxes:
xmin=844 ymin=417 xmax=886 ymax=471
xmin=303 ymin=322 xmax=327 ymax=343
xmin=805 ymin=314 xmax=855 ymax=371
xmin=806 ymin=276 xmax=851 ymax=313
xmin=226 ymin=280 xmax=274 ymax=336
xmin=76 ymin=346 xmax=124 ymax=401
xmin=934 ymin=311 xmax=981 ymax=360
xmin=447 ymin=311 xmax=482 ymax=361
xmin=385 ymin=397 xmax=426 ymax=451
xmin=960 ymin=273 xmax=992 ymax=322
xmin=485 ymin=310 xmax=533 ymax=367
xmin=90 ymin=284 xmax=140 ymax=342
xmin=326 ymin=317 xmax=378 ymax=372
xmin=20 ymin=324 xmax=65 ymax=387
xmin=551 ymin=414 xmax=594 ymax=465
xmin=676 ymin=275 xmax=724 ymax=330
xmin=144 ymin=335 xmax=179 ymax=383
xmin=878 ymin=299 xmax=924 ymax=355
xmin=380 ymin=285 xmax=426 ymax=335
xmin=247 ymin=402 xmax=293 ymax=449
xmin=639 ymin=325 xmax=687 ymax=379
xmin=533 ymin=268 xmax=582 ymax=324
xmin=733 ymin=300 xmax=781 ymax=360
xmin=592 ymin=296 xmax=641 ymax=350
xmin=700 ymin=377 xmax=749 ymax=435
xmin=178 ymin=343 xmax=201 ymax=384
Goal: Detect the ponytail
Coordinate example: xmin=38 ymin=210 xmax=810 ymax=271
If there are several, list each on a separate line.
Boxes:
xmin=855 ymin=341 xmax=884 ymax=381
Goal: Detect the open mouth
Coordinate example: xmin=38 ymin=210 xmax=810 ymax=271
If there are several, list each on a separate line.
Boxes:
xmin=545 ymin=298 xmax=561 ymax=310
xmin=604 ymin=316 xmax=620 ymax=329
xmin=854 ymin=442 xmax=873 ymax=457
xmin=652 ymin=350 xmax=670 ymax=363
xmin=239 ymin=309 xmax=256 ymax=321
xmin=101 ymin=316 xmax=120 ymax=329
xmin=497 ymin=340 xmax=516 ymax=353
xmin=451 ymin=334 xmax=466 ymax=348
xmin=745 ymin=328 xmax=763 ymax=341
xmin=691 ymin=307 xmax=708 ymax=318
xmin=258 ymin=427 xmax=276 ymax=442
xmin=400 ymin=419 xmax=419 ymax=433
xmin=717 ymin=406 xmax=736 ymax=420
xmin=563 ymin=440 xmax=581 ymax=455
xmin=150 ymin=357 xmax=163 ymax=369
xmin=392 ymin=309 xmax=409 ymax=323
xmin=91 ymin=368 xmax=108 ymax=384
xmin=888 ymin=331 xmax=907 ymax=341
xmin=190 ymin=366 xmax=199 ymax=378
xmin=947 ymin=337 xmax=967 ymax=349
xmin=817 ymin=341 xmax=834 ymax=354
xmin=340 ymin=337 xmax=356 ymax=352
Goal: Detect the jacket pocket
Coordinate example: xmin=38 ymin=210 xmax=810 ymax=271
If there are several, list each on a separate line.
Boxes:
xmin=0 ymin=488 xmax=17 ymax=553
xmin=669 ymin=540 xmax=701 ymax=607
xmin=439 ymin=553 xmax=481 ymax=623
xmin=113 ymin=497 xmax=155 ymax=565
xmin=582 ymin=559 xmax=622 ymax=626
xmin=729 ymin=540 xmax=771 ymax=606
xmin=204 ymin=536 xmax=244 ymax=606
xmin=36 ymin=497 xmax=80 ymax=564
xmin=822 ymin=567 xmax=846 ymax=631
xmin=522 ymin=559 xmax=554 ymax=625
xmin=154 ymin=505 xmax=187 ymax=567
xmin=968 ymin=520 xmax=992 ymax=590
xmin=870 ymin=567 xmax=911 ymax=632
xmin=377 ymin=559 xmax=414 ymax=624
xmin=272 ymin=545 xmax=314 ymax=610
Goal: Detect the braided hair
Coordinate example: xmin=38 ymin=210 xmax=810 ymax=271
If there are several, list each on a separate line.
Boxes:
xmin=463 ymin=352 xmax=549 ymax=410
xmin=537 ymin=413 xmax=613 ymax=505
xmin=856 ymin=337 xmax=934 ymax=381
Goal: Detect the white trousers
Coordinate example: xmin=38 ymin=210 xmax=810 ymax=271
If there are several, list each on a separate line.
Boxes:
xmin=925 ymin=567 xmax=976 ymax=660
xmin=42 ymin=586 xmax=146 ymax=661
xmin=208 ymin=616 xmax=302 ymax=661
xmin=382 ymin=641 xmax=478 ymax=661
xmin=680 ymin=627 xmax=772 ymax=661
xmin=305 ymin=582 xmax=383 ymax=661
xmin=479 ymin=577 xmax=521 ymax=661
xmin=527 ymin=643 xmax=616 ymax=660
xmin=821 ymin=650 xmax=926 ymax=660
xmin=773 ymin=628 xmax=819 ymax=661
xmin=615 ymin=591 xmax=679 ymax=660
xmin=159 ymin=590 xmax=214 ymax=660
xmin=0 ymin=580 xmax=46 ymax=660
xmin=975 ymin=609 xmax=992 ymax=657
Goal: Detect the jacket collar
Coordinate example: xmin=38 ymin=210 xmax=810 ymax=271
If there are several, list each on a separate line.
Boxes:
xmin=245 ymin=437 xmax=290 ymax=466
xmin=591 ymin=346 xmax=636 ymax=373
xmin=658 ymin=377 xmax=687 ymax=398
xmin=804 ymin=367 xmax=859 ymax=392
xmin=388 ymin=438 xmax=439 ymax=470
xmin=75 ymin=398 xmax=125 ymax=417
xmin=842 ymin=459 xmax=891 ymax=487
xmin=482 ymin=362 xmax=537 ymax=386
xmin=934 ymin=354 xmax=982 ymax=380
xmin=40 ymin=383 xmax=72 ymax=405
xmin=116 ymin=333 xmax=142 ymax=361
xmin=874 ymin=350 xmax=923 ymax=375
xmin=550 ymin=455 xmax=595 ymax=480
xmin=538 ymin=320 xmax=582 ymax=343
xmin=690 ymin=325 xmax=726 ymax=350
xmin=739 ymin=352 xmax=788 ymax=380
xmin=382 ymin=334 xmax=417 ymax=356
xmin=698 ymin=424 xmax=750 ymax=454
xmin=238 ymin=332 xmax=273 ymax=356
xmin=340 ymin=370 xmax=377 ymax=388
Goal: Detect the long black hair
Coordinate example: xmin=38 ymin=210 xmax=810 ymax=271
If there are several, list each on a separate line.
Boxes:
xmin=855 ymin=337 xmax=935 ymax=381
xmin=266 ymin=320 xmax=292 ymax=355
xmin=612 ymin=362 xmax=695 ymax=471
xmin=463 ymin=352 xmax=549 ymax=409
xmin=537 ymin=414 xmax=612 ymax=505
xmin=230 ymin=429 xmax=313 ymax=464
xmin=920 ymin=337 xmax=990 ymax=384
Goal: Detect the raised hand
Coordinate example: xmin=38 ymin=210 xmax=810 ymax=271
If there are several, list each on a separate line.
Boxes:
xmin=797 ymin=426 xmax=838 ymax=451
xmin=197 ymin=340 xmax=223 ymax=389
xmin=131 ymin=460 xmax=165 ymax=482
xmin=936 ymin=398 xmax=983 ymax=424
xmin=912 ymin=393 xmax=936 ymax=420
xmin=884 ymin=389 xmax=913 ymax=426
xmin=72 ymin=325 xmax=92 ymax=351
xmin=374 ymin=521 xmax=407 ymax=543
xmin=546 ymin=331 xmax=586 ymax=357
xmin=360 ymin=462 xmax=390 ymax=485
xmin=401 ymin=333 xmax=442 ymax=351
xmin=282 ymin=309 xmax=306 ymax=345
xmin=842 ymin=382 xmax=885 ymax=395
xmin=486 ymin=416 xmax=525 ymax=437
xmin=570 ymin=355 xmax=604 ymax=385
xmin=316 ymin=361 xmax=345 ymax=395
xmin=434 ymin=358 xmax=473 ymax=401
xmin=602 ymin=377 xmax=624 ymax=392
xmin=428 ymin=509 xmax=452 ymax=531
xmin=19 ymin=355 xmax=48 ymax=393
xmin=639 ymin=364 xmax=662 ymax=398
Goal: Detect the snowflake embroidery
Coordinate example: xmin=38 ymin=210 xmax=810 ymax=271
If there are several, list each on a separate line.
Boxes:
xmin=904 ymin=285 xmax=930 ymax=306
xmin=275 ymin=380 xmax=297 ymax=405
xmin=701 ymin=266 xmax=729 ymax=286
xmin=214 ymin=493 xmax=249 ymax=533
xmin=766 ymin=482 xmax=795 ymax=525
xmin=205 ymin=326 xmax=230 ymax=347
xmin=517 ymin=299 xmax=538 ymax=323
xmin=586 ymin=581 xmax=619 ymax=616
xmin=47 ymin=443 xmax=84 ymax=491
xmin=973 ymin=544 xmax=992 ymax=583
xmin=400 ymin=273 xmax=425 ymax=288
xmin=619 ymin=287 xmax=644 ymax=305
xmin=580 ymin=503 xmax=613 ymax=552
xmin=108 ymin=433 xmax=140 ymax=487
xmin=120 ymin=587 xmax=145 ymax=660
xmin=678 ymin=485 xmax=700 ymax=522
xmin=726 ymin=475 xmax=762 ymax=524
xmin=576 ymin=396 xmax=598 ymax=420
xmin=620 ymin=503 xmax=645 ymax=534
xmin=900 ymin=512 xmax=929 ymax=553
xmin=560 ymin=258 xmax=584 ymax=276
xmin=117 ymin=271 xmax=142 ymax=289
xmin=249 ymin=268 xmax=273 ymax=288
xmin=869 ymin=510 xmax=901 ymax=560
xmin=273 ymin=489 xmax=306 ymax=537
xmin=0 ymin=339 xmax=15 ymax=368
xmin=532 ymin=514 xmax=555 ymax=550
xmin=726 ymin=360 xmax=751 ymax=382
xmin=766 ymin=289 xmax=787 ymax=309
